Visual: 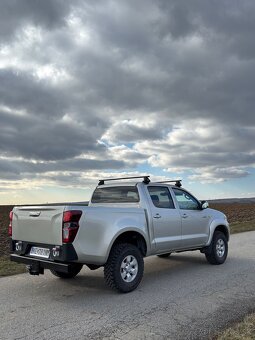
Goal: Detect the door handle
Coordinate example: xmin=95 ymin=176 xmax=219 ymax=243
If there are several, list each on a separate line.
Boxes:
xmin=153 ymin=214 xmax=161 ymax=219
xmin=182 ymin=213 xmax=188 ymax=219
xmin=29 ymin=211 xmax=41 ymax=217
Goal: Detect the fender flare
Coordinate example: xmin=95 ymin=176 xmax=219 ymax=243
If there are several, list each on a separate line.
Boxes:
xmin=206 ymin=220 xmax=230 ymax=246
xmin=105 ymin=227 xmax=149 ymax=261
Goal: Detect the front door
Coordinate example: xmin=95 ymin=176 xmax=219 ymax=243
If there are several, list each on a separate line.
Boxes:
xmin=172 ymin=188 xmax=210 ymax=248
xmin=147 ymin=186 xmax=182 ymax=252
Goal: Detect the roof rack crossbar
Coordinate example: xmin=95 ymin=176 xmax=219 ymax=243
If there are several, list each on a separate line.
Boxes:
xmin=98 ymin=176 xmax=150 ymax=186
xmin=156 ymin=180 xmax=182 ymax=187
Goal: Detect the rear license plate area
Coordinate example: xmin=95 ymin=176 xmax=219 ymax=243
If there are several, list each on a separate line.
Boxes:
xmin=30 ymin=246 xmax=50 ymax=258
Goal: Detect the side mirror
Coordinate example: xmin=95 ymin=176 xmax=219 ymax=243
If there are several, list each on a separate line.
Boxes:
xmin=201 ymin=200 xmax=209 ymax=209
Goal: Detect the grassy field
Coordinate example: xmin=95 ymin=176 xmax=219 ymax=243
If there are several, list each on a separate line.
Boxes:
xmin=0 ymin=202 xmax=255 ymax=337
xmin=210 ymin=202 xmax=255 ymax=234
xmin=0 ymin=205 xmax=26 ymax=276
xmin=0 ymin=256 xmax=26 ymax=276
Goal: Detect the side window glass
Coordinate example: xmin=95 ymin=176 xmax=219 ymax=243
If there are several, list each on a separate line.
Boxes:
xmin=173 ymin=188 xmax=200 ymax=210
xmin=91 ymin=186 xmax=139 ymax=203
xmin=148 ymin=187 xmax=175 ymax=209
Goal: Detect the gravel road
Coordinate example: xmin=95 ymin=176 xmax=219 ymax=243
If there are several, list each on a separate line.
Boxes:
xmin=0 ymin=231 xmax=254 ymax=340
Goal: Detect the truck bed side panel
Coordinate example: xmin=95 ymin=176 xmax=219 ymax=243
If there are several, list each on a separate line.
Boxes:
xmin=71 ymin=206 xmax=148 ymax=265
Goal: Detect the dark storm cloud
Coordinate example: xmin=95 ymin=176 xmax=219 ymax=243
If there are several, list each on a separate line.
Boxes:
xmin=0 ymin=0 xmax=255 ymax=184
xmin=157 ymin=0 xmax=255 ymax=47
xmin=103 ymin=120 xmax=163 ymax=143
xmin=0 ymin=0 xmax=74 ymax=42
xmin=0 ymin=158 xmax=125 ymax=177
xmin=0 ymin=108 xmax=107 ymax=160
xmin=66 ymin=0 xmax=255 ymax=125
xmin=155 ymin=0 xmax=255 ymax=124
xmin=0 ymin=69 xmax=67 ymax=118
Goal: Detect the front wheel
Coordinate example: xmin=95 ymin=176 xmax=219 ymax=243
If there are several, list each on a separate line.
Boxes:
xmin=50 ymin=263 xmax=83 ymax=279
xmin=205 ymin=231 xmax=228 ymax=265
xmin=104 ymin=243 xmax=144 ymax=293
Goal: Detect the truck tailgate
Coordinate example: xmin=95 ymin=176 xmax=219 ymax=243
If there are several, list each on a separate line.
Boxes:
xmin=12 ymin=206 xmax=65 ymax=245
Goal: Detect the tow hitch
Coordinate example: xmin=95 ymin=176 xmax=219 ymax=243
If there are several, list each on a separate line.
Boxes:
xmin=27 ymin=262 xmax=44 ymax=275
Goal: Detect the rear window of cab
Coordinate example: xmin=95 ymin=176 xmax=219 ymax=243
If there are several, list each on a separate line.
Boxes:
xmin=91 ymin=186 xmax=140 ymax=203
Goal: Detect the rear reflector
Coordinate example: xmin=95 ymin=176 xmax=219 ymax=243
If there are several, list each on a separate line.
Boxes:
xmin=62 ymin=210 xmax=82 ymax=243
xmin=8 ymin=211 xmax=13 ymax=237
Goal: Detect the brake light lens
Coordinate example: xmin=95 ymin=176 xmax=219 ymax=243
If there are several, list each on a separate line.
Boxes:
xmin=62 ymin=210 xmax=82 ymax=243
xmin=8 ymin=211 xmax=13 ymax=236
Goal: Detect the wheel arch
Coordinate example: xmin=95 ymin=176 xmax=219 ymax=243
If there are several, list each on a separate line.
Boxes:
xmin=107 ymin=230 xmax=147 ymax=260
xmin=207 ymin=223 xmax=230 ymax=246
xmin=214 ymin=225 xmax=230 ymax=241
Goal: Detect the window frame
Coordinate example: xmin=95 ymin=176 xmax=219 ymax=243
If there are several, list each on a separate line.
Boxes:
xmin=171 ymin=187 xmax=202 ymax=210
xmin=147 ymin=185 xmax=176 ymax=209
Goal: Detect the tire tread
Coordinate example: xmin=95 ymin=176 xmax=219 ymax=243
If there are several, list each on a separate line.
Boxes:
xmin=205 ymin=231 xmax=228 ymax=265
xmin=104 ymin=243 xmax=144 ymax=293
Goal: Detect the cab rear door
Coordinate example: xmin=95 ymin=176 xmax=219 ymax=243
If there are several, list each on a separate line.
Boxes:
xmin=147 ymin=186 xmax=182 ymax=252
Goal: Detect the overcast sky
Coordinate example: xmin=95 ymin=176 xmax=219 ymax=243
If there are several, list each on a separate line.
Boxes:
xmin=0 ymin=0 xmax=255 ymax=204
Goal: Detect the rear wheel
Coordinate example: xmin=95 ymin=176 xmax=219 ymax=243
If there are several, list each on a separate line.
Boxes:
xmin=104 ymin=243 xmax=144 ymax=293
xmin=157 ymin=253 xmax=171 ymax=258
xmin=205 ymin=231 xmax=228 ymax=265
xmin=50 ymin=263 xmax=83 ymax=279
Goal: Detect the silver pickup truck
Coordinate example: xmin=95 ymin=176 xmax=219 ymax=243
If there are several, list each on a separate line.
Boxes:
xmin=10 ymin=176 xmax=230 ymax=293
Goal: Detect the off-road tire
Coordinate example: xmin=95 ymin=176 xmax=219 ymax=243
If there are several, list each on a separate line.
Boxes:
xmin=205 ymin=231 xmax=228 ymax=265
xmin=157 ymin=253 xmax=171 ymax=258
xmin=104 ymin=243 xmax=144 ymax=293
xmin=50 ymin=263 xmax=83 ymax=279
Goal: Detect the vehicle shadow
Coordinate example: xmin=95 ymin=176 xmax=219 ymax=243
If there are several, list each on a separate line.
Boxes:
xmin=57 ymin=253 xmax=204 ymax=288
xmin=47 ymin=251 xmax=251 ymax=301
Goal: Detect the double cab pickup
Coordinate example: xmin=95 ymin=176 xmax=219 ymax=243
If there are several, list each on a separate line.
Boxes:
xmin=10 ymin=176 xmax=230 ymax=293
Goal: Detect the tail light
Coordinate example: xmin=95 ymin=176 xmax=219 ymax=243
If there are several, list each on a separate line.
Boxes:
xmin=62 ymin=210 xmax=82 ymax=243
xmin=8 ymin=211 xmax=13 ymax=236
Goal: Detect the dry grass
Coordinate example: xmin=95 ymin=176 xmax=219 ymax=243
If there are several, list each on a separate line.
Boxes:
xmin=0 ymin=205 xmax=13 ymax=257
xmin=0 ymin=256 xmax=26 ymax=277
xmin=217 ymin=314 xmax=255 ymax=340
xmin=0 ymin=205 xmax=26 ymax=276
xmin=208 ymin=204 xmax=255 ymax=340
xmin=230 ymin=220 xmax=255 ymax=234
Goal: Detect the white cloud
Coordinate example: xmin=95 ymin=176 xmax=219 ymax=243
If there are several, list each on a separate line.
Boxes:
xmin=102 ymin=117 xmax=162 ymax=144
xmin=134 ymin=120 xmax=255 ymax=182
xmin=188 ymin=167 xmax=250 ymax=184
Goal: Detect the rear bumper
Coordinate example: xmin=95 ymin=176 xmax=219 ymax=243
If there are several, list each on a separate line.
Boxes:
xmin=10 ymin=240 xmax=78 ymax=262
xmin=10 ymin=254 xmax=71 ymax=273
